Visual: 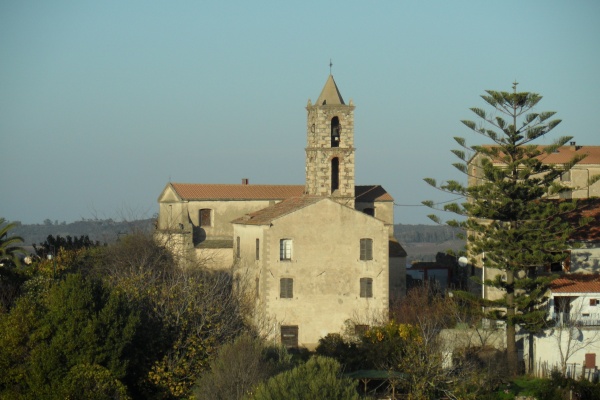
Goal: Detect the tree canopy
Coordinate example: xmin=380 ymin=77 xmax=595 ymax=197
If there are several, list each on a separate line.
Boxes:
xmin=424 ymin=83 xmax=598 ymax=375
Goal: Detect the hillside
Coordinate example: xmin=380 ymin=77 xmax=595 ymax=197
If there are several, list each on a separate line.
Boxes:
xmin=7 ymin=219 xmax=465 ymax=263
xmin=394 ymin=224 xmax=465 ymax=263
xmin=9 ymin=218 xmax=155 ymax=247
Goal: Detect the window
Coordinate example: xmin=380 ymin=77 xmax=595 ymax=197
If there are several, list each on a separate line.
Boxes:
xmin=331 ymin=116 xmax=340 ymax=147
xmin=360 ymin=278 xmax=373 ymax=298
xmin=255 ymin=277 xmax=259 ymax=299
xmin=199 ymin=209 xmax=212 ymax=227
xmin=280 ymin=239 xmax=292 ymax=260
xmin=362 ymin=208 xmax=375 ymax=217
xmin=256 ymin=238 xmax=260 ymax=260
xmin=354 ymin=324 xmax=369 ymax=336
xmin=331 ymin=157 xmax=339 ymax=192
xmin=280 ymin=278 xmax=293 ymax=298
xmin=281 ymin=325 xmax=299 ymax=348
xmin=591 ymin=299 xmax=598 ymax=306
xmin=560 ymin=170 xmax=571 ymax=182
xmin=236 ymin=236 xmax=240 ymax=259
xmin=360 ymin=238 xmax=373 ymax=260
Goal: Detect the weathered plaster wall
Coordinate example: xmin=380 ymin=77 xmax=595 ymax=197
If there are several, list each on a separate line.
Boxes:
xmin=234 ymin=199 xmax=389 ymax=348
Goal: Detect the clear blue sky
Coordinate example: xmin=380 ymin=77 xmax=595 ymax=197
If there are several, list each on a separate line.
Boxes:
xmin=1 ymin=1 xmax=599 ymax=225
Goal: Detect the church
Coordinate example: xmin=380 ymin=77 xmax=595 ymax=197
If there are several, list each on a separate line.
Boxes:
xmin=156 ymin=74 xmax=406 ymax=348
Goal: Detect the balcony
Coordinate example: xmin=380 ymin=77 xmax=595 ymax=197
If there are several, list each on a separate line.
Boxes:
xmin=550 ymin=312 xmax=600 ymax=327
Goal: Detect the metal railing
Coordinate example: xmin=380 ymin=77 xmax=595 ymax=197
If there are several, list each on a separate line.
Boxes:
xmin=550 ymin=312 xmax=600 ymax=326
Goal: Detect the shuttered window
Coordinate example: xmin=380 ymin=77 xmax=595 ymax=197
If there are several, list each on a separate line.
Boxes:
xmin=360 ymin=238 xmax=373 ymax=260
xmin=281 ymin=325 xmax=298 ymax=348
xmin=280 ymin=278 xmax=293 ymax=298
xmin=360 ymin=278 xmax=373 ymax=298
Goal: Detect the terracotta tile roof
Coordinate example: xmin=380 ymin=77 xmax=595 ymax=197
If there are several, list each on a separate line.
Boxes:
xmin=355 ymin=185 xmax=394 ymax=202
xmin=169 ymin=183 xmax=394 ymax=202
xmin=232 ymin=196 xmax=323 ymax=225
xmin=482 ymin=145 xmax=600 ymax=165
xmin=541 ymin=145 xmax=600 ymax=165
xmin=170 ymin=183 xmax=305 ymax=200
xmin=563 ymin=198 xmax=600 ymax=242
xmin=551 ymin=274 xmax=600 ymax=293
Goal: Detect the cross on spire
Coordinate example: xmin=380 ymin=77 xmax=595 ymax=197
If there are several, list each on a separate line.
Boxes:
xmin=329 ymin=59 xmax=333 ymax=75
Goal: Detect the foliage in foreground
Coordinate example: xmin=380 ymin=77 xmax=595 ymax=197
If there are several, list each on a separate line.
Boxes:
xmin=193 ymin=334 xmax=292 ymax=400
xmin=0 ymin=231 xmax=251 ymax=399
xmin=317 ymin=286 xmax=509 ymax=399
xmin=0 ymin=274 xmax=139 ymax=399
xmin=248 ymin=356 xmax=359 ymax=400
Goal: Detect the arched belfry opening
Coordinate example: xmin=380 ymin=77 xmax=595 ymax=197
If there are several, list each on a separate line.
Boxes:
xmin=331 ymin=117 xmax=340 ymax=147
xmin=331 ymin=157 xmax=339 ymax=192
xmin=305 ymin=75 xmax=355 ymax=207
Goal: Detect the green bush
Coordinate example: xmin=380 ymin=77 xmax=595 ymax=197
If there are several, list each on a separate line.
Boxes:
xmin=248 ymin=356 xmax=359 ymax=400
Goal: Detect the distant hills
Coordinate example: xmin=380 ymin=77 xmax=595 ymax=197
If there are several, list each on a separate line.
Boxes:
xmin=394 ymin=224 xmax=465 ymax=263
xmin=9 ymin=218 xmax=155 ymax=248
xmin=7 ymin=219 xmax=465 ymax=263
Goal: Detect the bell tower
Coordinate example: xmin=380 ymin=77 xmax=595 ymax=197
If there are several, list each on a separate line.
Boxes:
xmin=305 ymin=75 xmax=356 ymax=208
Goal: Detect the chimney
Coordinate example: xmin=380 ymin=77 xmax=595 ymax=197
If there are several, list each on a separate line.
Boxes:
xmin=569 ymin=141 xmax=581 ymax=151
xmin=242 ymin=178 xmax=249 ymax=185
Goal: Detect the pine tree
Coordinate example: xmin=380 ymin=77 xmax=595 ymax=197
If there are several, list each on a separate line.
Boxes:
xmin=424 ymin=83 xmax=598 ymax=376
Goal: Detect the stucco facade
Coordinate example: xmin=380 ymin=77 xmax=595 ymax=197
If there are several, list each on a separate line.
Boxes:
xmin=233 ymin=197 xmax=390 ymax=348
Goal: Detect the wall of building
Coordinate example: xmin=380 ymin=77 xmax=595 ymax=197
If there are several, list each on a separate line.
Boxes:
xmin=568 ymin=165 xmax=600 ymax=198
xmin=530 ymin=328 xmax=600 ymax=377
xmin=571 ymin=244 xmax=600 ymax=274
xmin=234 ymin=199 xmax=390 ymax=348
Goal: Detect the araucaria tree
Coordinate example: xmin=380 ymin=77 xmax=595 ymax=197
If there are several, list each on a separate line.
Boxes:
xmin=424 ymin=83 xmax=598 ymax=376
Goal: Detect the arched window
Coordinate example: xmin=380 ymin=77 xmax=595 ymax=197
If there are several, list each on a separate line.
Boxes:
xmin=331 ymin=157 xmax=339 ymax=192
xmin=331 ymin=117 xmax=340 ymax=147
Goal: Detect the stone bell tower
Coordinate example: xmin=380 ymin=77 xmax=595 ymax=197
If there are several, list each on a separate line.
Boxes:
xmin=305 ymin=75 xmax=356 ymax=208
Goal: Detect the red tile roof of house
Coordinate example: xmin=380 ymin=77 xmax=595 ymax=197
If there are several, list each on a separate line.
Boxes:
xmin=232 ymin=196 xmax=323 ymax=225
xmin=481 ymin=145 xmax=600 ymax=165
xmin=169 ymin=183 xmax=394 ymax=202
xmin=170 ymin=183 xmax=305 ymax=200
xmin=551 ymin=274 xmax=600 ymax=293
xmin=541 ymin=145 xmax=600 ymax=165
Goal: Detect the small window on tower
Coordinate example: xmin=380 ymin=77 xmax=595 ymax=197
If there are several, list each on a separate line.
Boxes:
xmin=331 ymin=158 xmax=339 ymax=192
xmin=331 ymin=117 xmax=340 ymax=147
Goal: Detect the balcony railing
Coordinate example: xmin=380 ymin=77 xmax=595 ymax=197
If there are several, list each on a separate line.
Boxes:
xmin=550 ymin=312 xmax=600 ymax=327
